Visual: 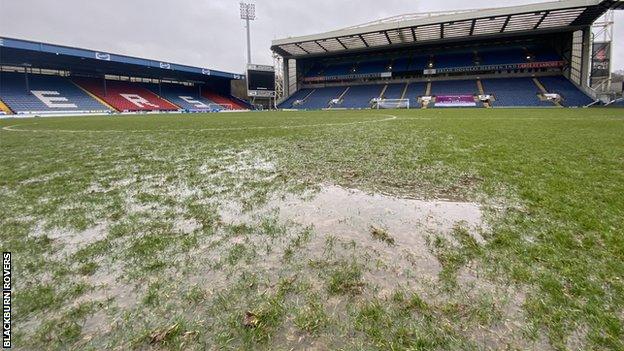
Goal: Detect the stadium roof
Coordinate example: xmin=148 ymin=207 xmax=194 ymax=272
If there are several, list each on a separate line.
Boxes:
xmin=0 ymin=37 xmax=244 ymax=82
xmin=272 ymin=0 xmax=623 ymax=58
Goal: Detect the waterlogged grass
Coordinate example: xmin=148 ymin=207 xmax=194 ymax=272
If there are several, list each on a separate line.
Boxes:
xmin=1 ymin=108 xmax=623 ymax=350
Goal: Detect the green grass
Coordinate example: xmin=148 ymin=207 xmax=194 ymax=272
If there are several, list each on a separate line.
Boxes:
xmin=1 ymin=108 xmax=623 ymax=350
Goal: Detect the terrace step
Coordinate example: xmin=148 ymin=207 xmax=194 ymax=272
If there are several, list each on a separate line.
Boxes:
xmin=533 ymin=78 xmax=561 ymax=107
xmin=379 ymin=84 xmax=388 ymax=99
xmin=302 ymin=89 xmax=316 ymax=102
xmin=476 ymin=80 xmax=491 ymax=108
xmin=400 ymin=83 xmax=409 ymax=100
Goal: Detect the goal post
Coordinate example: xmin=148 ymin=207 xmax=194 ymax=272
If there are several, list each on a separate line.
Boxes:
xmin=371 ymin=98 xmax=410 ymax=109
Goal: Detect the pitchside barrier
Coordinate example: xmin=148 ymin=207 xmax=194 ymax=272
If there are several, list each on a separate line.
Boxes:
xmin=435 ymin=95 xmax=477 ymax=107
xmin=371 ymin=98 xmax=410 ymax=109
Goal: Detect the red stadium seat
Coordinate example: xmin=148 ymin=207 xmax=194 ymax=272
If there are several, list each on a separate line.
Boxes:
xmin=201 ymin=91 xmax=247 ymax=110
xmin=73 ymin=78 xmax=180 ymax=112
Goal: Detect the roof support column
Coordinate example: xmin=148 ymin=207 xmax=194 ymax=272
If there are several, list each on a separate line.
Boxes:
xmin=282 ymin=58 xmax=290 ymax=99
xmin=581 ymin=27 xmax=592 ymax=88
xmin=102 ymin=76 xmax=107 ymax=97
xmin=24 ymin=69 xmax=29 ymax=93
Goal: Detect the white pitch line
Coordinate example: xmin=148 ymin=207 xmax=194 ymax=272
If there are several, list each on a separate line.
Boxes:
xmin=1 ymin=114 xmax=398 ymax=134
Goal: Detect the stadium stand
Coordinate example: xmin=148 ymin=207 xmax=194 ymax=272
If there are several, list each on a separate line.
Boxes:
xmin=403 ymin=82 xmax=427 ymax=107
xmin=429 ymin=80 xmax=480 ymax=108
xmin=277 ymin=88 xmax=313 ymax=109
xmin=430 ymin=80 xmax=478 ymax=95
xmin=302 ymin=45 xmax=566 ymax=79
xmin=321 ymin=63 xmax=355 ymax=77
xmin=478 ymin=47 xmax=527 ymax=65
xmin=201 ymin=91 xmax=247 ymax=110
xmin=382 ymin=84 xmax=406 ymax=99
xmin=434 ymin=52 xmax=475 ymax=68
xmin=0 ymin=98 xmax=13 ymax=114
xmin=143 ymin=83 xmax=219 ymax=111
xmin=74 ymin=78 xmax=179 ymax=112
xmin=482 ymin=77 xmax=552 ymax=107
xmin=0 ymin=72 xmax=110 ymax=114
xmin=357 ymin=60 xmax=391 ymax=74
xmin=539 ymin=76 xmax=594 ymax=107
xmin=298 ymin=86 xmax=345 ymax=109
xmin=391 ymin=57 xmax=411 ymax=72
xmin=341 ymin=85 xmax=384 ymax=108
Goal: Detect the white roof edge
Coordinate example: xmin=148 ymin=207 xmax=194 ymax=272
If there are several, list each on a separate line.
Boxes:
xmin=272 ymin=0 xmax=601 ymax=46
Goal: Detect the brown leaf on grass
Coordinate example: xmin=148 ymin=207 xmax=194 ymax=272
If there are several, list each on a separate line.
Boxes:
xmin=370 ymin=226 xmax=395 ymax=246
xmin=243 ymin=311 xmax=259 ymax=328
xmin=149 ymin=323 xmax=179 ymax=344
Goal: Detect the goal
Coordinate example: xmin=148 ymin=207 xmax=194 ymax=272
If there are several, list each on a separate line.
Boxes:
xmin=371 ymin=98 xmax=410 ymax=109
xmin=208 ymin=103 xmax=233 ymax=111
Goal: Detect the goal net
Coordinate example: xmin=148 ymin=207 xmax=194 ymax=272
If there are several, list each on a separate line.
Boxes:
xmin=371 ymin=98 xmax=410 ymax=109
xmin=208 ymin=103 xmax=233 ymax=111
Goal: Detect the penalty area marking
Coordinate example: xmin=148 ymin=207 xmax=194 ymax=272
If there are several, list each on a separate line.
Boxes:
xmin=1 ymin=114 xmax=398 ymax=134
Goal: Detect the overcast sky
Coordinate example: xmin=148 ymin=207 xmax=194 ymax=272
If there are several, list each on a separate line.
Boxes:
xmin=1 ymin=0 xmax=622 ymax=73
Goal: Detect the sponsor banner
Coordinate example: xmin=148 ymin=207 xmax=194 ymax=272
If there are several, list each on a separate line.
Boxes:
xmin=306 ymin=60 xmax=565 ymax=81
xmin=159 ymin=62 xmax=172 ymax=70
xmin=303 ymin=72 xmax=384 ymax=83
xmin=95 ymin=52 xmax=111 ymax=61
xmin=592 ymin=42 xmax=610 ymax=78
xmin=435 ymin=95 xmax=476 ymax=107
xmin=202 ymin=68 xmax=211 ymax=75
xmin=436 ymin=61 xmax=564 ymax=74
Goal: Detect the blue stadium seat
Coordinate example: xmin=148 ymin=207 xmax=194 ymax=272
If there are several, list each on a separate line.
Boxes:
xmin=357 ymin=60 xmax=391 ymax=74
xmin=527 ymin=45 xmax=562 ymax=62
xmin=341 ymin=85 xmax=384 ymax=108
xmin=410 ymin=56 xmax=430 ymax=71
xmin=143 ymin=83 xmax=218 ymax=111
xmin=0 ymin=72 xmax=109 ymax=114
xmin=403 ymin=82 xmax=427 ymax=108
xmin=391 ymin=58 xmax=410 ymax=72
xmin=538 ymin=76 xmax=594 ymax=107
xmin=296 ymin=86 xmax=345 ymax=109
xmin=431 ymin=80 xmax=477 ymax=95
xmin=482 ymin=78 xmax=552 ymax=107
xmin=478 ymin=47 xmax=526 ymax=65
xmin=323 ymin=63 xmax=355 ymax=76
xmin=434 ymin=53 xmax=474 ymax=68
xmin=382 ymin=84 xmax=406 ymax=99
xmin=278 ymin=89 xmax=313 ymax=109
xmin=404 ymin=82 xmax=426 ymax=100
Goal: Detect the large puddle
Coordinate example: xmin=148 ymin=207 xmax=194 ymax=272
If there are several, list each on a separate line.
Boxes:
xmin=273 ymin=185 xmax=484 ymax=242
xmin=220 ymin=184 xmax=486 ymax=286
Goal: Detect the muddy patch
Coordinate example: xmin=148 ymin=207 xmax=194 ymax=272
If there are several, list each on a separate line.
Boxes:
xmin=32 ymin=222 xmax=109 ymax=255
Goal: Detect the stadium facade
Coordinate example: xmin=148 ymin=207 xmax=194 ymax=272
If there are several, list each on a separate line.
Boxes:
xmin=0 ymin=37 xmax=251 ymax=116
xmin=273 ymin=0 xmax=624 ymax=109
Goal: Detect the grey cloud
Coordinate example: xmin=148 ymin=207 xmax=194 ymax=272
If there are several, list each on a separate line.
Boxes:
xmin=1 ymin=0 xmax=622 ymax=73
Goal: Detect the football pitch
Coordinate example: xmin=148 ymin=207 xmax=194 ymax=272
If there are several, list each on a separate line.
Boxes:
xmin=1 ymin=108 xmax=623 ymax=350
